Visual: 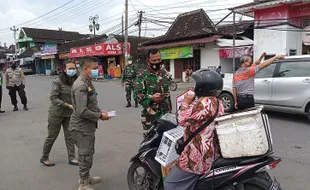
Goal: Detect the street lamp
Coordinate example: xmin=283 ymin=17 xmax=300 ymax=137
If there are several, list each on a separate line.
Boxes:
xmin=89 ymin=15 xmax=100 ymax=38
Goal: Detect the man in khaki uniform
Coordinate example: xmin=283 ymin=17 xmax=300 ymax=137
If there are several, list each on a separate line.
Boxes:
xmin=69 ymin=56 xmax=110 ymax=190
xmin=5 ymin=63 xmax=28 ymax=111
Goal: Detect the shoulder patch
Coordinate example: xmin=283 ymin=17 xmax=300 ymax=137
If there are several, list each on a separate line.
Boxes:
xmin=81 ymin=91 xmax=87 ymax=102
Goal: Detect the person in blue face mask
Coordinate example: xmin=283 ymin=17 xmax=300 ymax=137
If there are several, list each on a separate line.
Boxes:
xmin=41 ymin=59 xmax=78 ymax=167
xmin=69 ymin=56 xmax=111 ymax=189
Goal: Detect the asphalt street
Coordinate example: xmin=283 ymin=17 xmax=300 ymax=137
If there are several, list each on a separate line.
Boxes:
xmin=0 ymin=75 xmax=309 ymax=190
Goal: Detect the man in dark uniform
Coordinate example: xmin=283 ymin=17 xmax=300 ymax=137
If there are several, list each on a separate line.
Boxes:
xmin=69 ymin=56 xmax=110 ymax=190
xmin=134 ymin=48 xmax=172 ymax=135
xmin=5 ymin=63 xmax=28 ymax=111
xmin=121 ymin=56 xmax=138 ymax=108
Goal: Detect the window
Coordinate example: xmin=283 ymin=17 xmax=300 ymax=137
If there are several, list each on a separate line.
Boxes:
xmin=276 ymin=61 xmax=310 ymax=78
xmin=162 ymin=60 xmax=170 ymax=71
xmin=182 ymin=50 xmax=200 ymax=71
xmin=289 ymin=49 xmax=297 ymax=56
xmin=255 ymin=64 xmax=277 ymax=78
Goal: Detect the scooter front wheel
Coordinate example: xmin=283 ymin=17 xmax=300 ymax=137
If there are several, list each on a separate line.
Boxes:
xmin=127 ymin=161 xmax=161 ymax=190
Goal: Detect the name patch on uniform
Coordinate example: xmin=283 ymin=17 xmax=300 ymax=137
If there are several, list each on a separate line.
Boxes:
xmin=52 ymin=84 xmax=57 ymax=90
xmin=81 ymin=92 xmax=87 ymax=102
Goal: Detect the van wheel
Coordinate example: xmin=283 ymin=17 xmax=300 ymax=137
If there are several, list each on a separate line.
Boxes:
xmin=307 ymin=107 xmax=310 ymax=122
xmin=219 ymin=93 xmax=234 ymax=112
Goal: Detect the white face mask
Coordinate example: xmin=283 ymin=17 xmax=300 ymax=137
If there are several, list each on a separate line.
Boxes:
xmin=128 ymin=61 xmax=133 ymax=65
xmin=76 ymin=64 xmax=80 ymax=68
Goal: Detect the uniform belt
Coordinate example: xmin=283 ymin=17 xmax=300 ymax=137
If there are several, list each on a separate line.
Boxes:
xmin=238 ymin=94 xmax=254 ymax=98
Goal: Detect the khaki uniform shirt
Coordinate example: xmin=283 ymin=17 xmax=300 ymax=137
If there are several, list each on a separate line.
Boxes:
xmin=5 ymin=68 xmax=24 ymax=87
xmin=69 ymin=74 xmax=101 ymax=132
xmin=49 ymin=77 xmax=73 ymax=118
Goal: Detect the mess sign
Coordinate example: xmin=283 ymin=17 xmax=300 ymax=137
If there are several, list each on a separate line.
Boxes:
xmin=175 ymin=89 xmax=196 ymax=111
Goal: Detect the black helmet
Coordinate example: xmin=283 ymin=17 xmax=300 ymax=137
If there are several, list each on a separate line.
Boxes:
xmin=191 ymin=69 xmax=223 ymax=97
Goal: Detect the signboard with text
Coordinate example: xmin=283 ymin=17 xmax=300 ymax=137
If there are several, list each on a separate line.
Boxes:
xmin=69 ymin=43 xmax=130 ymax=58
xmin=40 ymin=45 xmax=57 ymax=55
xmin=160 ymin=46 xmax=193 ymax=60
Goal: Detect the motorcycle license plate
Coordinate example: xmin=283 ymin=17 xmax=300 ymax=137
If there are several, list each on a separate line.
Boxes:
xmin=270 ymin=178 xmax=281 ymax=190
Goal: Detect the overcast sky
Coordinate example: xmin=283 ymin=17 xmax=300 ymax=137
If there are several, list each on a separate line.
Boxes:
xmin=0 ymin=0 xmax=253 ymax=46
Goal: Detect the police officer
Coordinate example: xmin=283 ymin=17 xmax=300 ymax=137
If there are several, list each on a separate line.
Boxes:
xmin=69 ymin=56 xmax=111 ymax=190
xmin=40 ymin=60 xmax=78 ymax=167
xmin=134 ymin=48 xmax=172 ymax=135
xmin=0 ymin=64 xmax=5 ymax=113
xmin=5 ymin=62 xmax=28 ymax=111
xmin=121 ymin=56 xmax=138 ymax=108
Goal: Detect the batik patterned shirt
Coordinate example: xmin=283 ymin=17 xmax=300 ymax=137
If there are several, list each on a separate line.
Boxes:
xmin=176 ymin=97 xmax=225 ymax=174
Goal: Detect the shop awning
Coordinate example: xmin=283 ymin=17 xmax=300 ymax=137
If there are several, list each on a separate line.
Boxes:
xmin=219 ymin=45 xmax=253 ymax=59
xmin=139 ymin=35 xmax=221 ymax=50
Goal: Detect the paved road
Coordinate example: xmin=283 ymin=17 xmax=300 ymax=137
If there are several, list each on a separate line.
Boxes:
xmin=0 ymin=76 xmax=309 ymax=190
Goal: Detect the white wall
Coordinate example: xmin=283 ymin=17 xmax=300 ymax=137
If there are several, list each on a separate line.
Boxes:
xmin=286 ymin=25 xmax=302 ymax=55
xmin=169 ymin=59 xmax=175 ymax=79
xmin=254 ymin=25 xmax=288 ymax=60
xmin=200 ymin=43 xmax=220 ymax=69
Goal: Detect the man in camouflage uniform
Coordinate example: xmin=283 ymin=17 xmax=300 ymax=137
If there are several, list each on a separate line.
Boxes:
xmin=134 ymin=48 xmax=172 ymax=134
xmin=121 ymin=56 xmax=138 ymax=108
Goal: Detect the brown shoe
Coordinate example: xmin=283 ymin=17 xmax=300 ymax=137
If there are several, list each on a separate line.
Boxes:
xmin=89 ymin=176 xmax=101 ymax=185
xmin=78 ymin=179 xmax=95 ymax=190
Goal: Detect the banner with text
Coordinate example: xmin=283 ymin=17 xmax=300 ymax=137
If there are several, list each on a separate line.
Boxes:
xmin=160 ymin=46 xmax=193 ymax=60
xmin=70 ymin=43 xmax=130 ymax=58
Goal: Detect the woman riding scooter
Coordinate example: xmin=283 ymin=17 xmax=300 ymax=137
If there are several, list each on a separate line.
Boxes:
xmin=164 ymin=69 xmax=225 ymax=190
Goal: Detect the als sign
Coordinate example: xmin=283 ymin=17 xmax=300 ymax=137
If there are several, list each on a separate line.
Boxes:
xmin=70 ymin=43 xmax=130 ymax=58
xmin=175 ymin=89 xmax=196 ymax=111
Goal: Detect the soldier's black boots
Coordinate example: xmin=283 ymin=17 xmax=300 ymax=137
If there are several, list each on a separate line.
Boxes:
xmin=13 ymin=105 xmax=18 ymax=111
xmin=126 ymin=102 xmax=131 ymax=108
xmin=23 ymin=104 xmax=28 ymax=111
xmin=134 ymin=102 xmax=138 ymax=108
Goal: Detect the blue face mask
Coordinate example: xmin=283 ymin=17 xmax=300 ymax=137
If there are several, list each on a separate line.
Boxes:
xmin=66 ymin=69 xmax=77 ymax=77
xmin=90 ymin=69 xmax=99 ymax=79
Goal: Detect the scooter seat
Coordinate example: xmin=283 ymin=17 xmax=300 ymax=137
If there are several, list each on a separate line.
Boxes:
xmin=212 ymin=153 xmax=272 ymax=168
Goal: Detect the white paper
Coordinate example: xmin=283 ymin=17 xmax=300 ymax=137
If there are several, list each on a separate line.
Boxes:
xmin=108 ymin=111 xmax=116 ymax=117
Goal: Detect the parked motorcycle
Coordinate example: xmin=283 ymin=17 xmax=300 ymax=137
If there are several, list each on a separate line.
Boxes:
xmin=127 ymin=114 xmax=282 ymax=190
xmin=168 ymin=76 xmax=177 ymax=91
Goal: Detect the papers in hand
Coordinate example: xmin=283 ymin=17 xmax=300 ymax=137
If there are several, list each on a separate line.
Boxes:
xmin=108 ymin=111 xmax=117 ymax=117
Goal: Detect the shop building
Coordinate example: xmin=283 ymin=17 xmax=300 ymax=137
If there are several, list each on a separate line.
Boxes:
xmin=17 ymin=27 xmax=87 ymax=74
xmin=58 ymin=34 xmax=151 ymax=78
xmin=139 ymin=9 xmax=254 ymax=79
xmin=231 ymin=0 xmax=310 ymax=60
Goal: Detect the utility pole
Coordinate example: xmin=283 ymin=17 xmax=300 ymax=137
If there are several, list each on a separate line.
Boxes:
xmin=122 ymin=15 xmax=125 ymax=69
xmin=232 ymin=12 xmax=236 ymax=73
xmin=10 ymin=26 xmax=19 ymax=57
xmin=124 ymin=0 xmax=129 ymax=64
xmin=136 ymin=11 xmax=145 ymax=37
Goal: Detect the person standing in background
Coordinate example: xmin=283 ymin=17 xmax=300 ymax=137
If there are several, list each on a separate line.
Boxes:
xmin=233 ymin=54 xmax=284 ymax=110
xmin=0 ymin=64 xmax=5 ymax=113
xmin=40 ymin=60 xmax=78 ymax=167
xmin=121 ymin=56 xmax=138 ymax=108
xmin=5 ymin=62 xmax=28 ymax=111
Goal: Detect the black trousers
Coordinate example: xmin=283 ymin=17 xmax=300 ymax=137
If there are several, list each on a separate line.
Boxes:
xmin=237 ymin=96 xmax=254 ymax=110
xmin=0 ymin=85 xmax=2 ymax=109
xmin=8 ymin=85 xmax=27 ymax=106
